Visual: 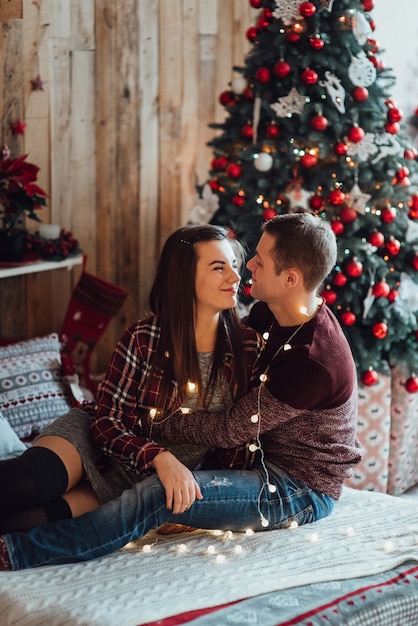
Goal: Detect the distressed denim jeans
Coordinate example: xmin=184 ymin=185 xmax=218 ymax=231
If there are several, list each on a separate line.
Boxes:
xmin=4 ymin=463 xmax=335 ymax=570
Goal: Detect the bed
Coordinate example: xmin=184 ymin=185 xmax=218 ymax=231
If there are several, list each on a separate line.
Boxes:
xmin=1 ymin=487 xmax=418 ymax=626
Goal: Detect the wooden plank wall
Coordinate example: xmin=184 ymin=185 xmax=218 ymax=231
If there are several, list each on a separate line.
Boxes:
xmin=0 ymin=0 xmax=256 ymax=372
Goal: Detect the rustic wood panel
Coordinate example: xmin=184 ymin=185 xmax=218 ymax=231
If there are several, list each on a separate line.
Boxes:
xmin=0 ymin=0 xmax=22 ymax=20
xmin=0 ymin=0 xmax=257 ymax=369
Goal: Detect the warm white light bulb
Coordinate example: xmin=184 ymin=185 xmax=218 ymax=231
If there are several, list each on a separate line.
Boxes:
xmin=268 ymin=484 xmax=276 ymax=493
xmin=261 ymin=516 xmax=269 ymax=528
xmin=149 ymin=408 xmax=157 ymax=419
xmin=187 ymin=381 xmax=197 ymax=393
xmin=250 ymin=414 xmax=259 ymax=423
xmin=206 ymin=545 xmax=215 ymax=554
xmin=259 ymin=373 xmax=267 ymax=382
xmin=143 ymin=544 xmax=152 ymax=553
xmin=249 ymin=443 xmax=258 ymax=452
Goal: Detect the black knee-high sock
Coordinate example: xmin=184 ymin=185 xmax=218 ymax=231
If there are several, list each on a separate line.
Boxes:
xmin=0 ymin=446 xmax=69 ymax=512
xmin=0 ymin=497 xmax=72 ymax=533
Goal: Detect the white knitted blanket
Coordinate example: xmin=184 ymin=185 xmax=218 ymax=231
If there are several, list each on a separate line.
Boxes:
xmin=1 ymin=487 xmax=418 ymax=626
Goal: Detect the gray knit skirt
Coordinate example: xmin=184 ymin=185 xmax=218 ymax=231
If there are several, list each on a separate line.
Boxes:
xmin=37 ymin=408 xmax=144 ymax=504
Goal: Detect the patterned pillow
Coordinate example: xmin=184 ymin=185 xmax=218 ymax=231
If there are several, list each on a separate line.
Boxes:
xmin=0 ymin=334 xmax=72 ymax=438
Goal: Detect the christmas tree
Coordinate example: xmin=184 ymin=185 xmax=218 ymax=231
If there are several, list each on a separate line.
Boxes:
xmin=191 ymin=0 xmax=418 ymax=392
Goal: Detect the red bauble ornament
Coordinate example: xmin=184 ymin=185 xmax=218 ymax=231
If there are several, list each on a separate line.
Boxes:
xmin=310 ymin=114 xmax=328 ymax=131
xmin=404 ymin=147 xmax=418 ymax=160
xmin=287 ymin=31 xmax=300 ymax=43
xmin=367 ymin=230 xmax=384 ymax=247
xmin=387 ymin=107 xmax=403 ymax=123
xmin=257 ymin=15 xmax=271 ymax=30
xmin=249 ymin=0 xmax=262 ymax=6
xmin=334 ymin=142 xmax=349 ymax=156
xmin=347 ymin=126 xmax=365 ymax=143
xmin=372 ymin=281 xmax=390 ymax=298
xmin=362 ymin=369 xmax=378 ymax=386
xmin=409 ymin=194 xmax=418 ymax=211
xmin=211 ymin=156 xmax=228 ymax=171
xmin=333 ymin=272 xmax=347 ymax=287
xmin=309 ymin=194 xmax=324 ymax=210
xmin=385 ymin=237 xmax=401 ymax=256
xmin=266 ymin=123 xmax=280 ymax=138
xmin=411 ymin=253 xmax=418 ymax=271
xmin=302 ymin=68 xmax=319 ymax=85
xmin=273 ymin=60 xmax=291 ymax=78
xmin=362 ymin=0 xmax=374 ymax=11
xmin=345 ymin=258 xmax=363 ymax=277
xmin=384 ymin=122 xmax=400 ymax=134
xmin=241 ymin=123 xmax=253 ymax=139
xmin=246 ymin=27 xmax=259 ymax=43
xmin=299 ymin=1 xmax=316 ymax=17
xmin=219 ymin=90 xmax=235 ymax=106
xmin=341 ymin=311 xmax=356 ymax=326
xmin=232 ymin=194 xmax=245 ymax=207
xmin=209 ymin=179 xmax=219 ymax=191
xmin=381 ymin=206 xmax=396 ymax=224
xmin=243 ymin=87 xmax=254 ymax=100
xmin=226 ymin=163 xmax=243 ymax=179
xmin=396 ymin=166 xmax=409 ymax=180
xmin=404 ymin=376 xmax=418 ymax=393
xmin=330 ymin=220 xmax=344 ymax=236
xmin=300 ymin=153 xmax=318 ymax=168
xmin=328 ymin=189 xmax=345 ymax=205
xmin=255 ymin=67 xmax=271 ymax=83
xmin=367 ymin=38 xmax=379 ymax=54
xmin=320 ymin=288 xmax=337 ymax=305
xmin=340 ymin=206 xmax=358 ymax=223
xmin=352 ymin=86 xmax=369 ymax=102
xmin=309 ymin=36 xmax=324 ymax=50
xmin=372 ymin=321 xmax=388 ymax=339
xmin=262 ymin=208 xmax=277 ymax=221
xmin=388 ymin=289 xmax=398 ymax=303
xmin=409 ymin=207 xmax=418 ymax=220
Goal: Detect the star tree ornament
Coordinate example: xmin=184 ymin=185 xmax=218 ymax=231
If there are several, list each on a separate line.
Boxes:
xmin=347 ymin=182 xmax=371 ymax=215
xmin=271 ymin=88 xmax=307 ymax=118
xmin=285 ymin=176 xmax=312 ymax=210
xmin=30 ymin=74 xmax=46 ymax=91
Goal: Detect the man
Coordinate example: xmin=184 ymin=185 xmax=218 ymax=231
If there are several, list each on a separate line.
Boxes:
xmin=0 ymin=213 xmax=361 ymax=569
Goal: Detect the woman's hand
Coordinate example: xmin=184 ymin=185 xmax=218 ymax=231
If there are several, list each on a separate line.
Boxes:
xmin=152 ymin=451 xmax=203 ymax=514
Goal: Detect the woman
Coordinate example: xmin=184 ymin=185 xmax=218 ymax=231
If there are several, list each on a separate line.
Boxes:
xmin=0 ymin=225 xmax=261 ymax=532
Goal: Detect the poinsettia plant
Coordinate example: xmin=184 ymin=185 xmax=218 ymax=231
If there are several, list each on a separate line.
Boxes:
xmin=0 ymin=153 xmax=47 ymax=234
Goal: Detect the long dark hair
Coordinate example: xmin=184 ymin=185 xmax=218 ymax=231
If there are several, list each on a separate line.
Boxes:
xmin=147 ymin=224 xmax=248 ymax=412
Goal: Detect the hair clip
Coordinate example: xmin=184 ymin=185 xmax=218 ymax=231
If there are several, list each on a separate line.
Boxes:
xmin=180 ymin=239 xmax=192 ymax=245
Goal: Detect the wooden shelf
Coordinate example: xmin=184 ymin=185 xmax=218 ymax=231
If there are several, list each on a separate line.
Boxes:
xmin=0 ymin=255 xmax=83 ymax=279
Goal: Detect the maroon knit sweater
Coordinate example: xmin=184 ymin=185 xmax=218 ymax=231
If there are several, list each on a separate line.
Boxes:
xmin=156 ymin=302 xmax=362 ymax=499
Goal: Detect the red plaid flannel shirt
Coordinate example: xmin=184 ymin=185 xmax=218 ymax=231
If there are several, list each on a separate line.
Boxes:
xmin=85 ymin=315 xmax=261 ymax=475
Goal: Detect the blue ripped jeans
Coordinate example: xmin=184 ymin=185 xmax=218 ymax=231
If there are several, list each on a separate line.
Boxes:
xmin=4 ymin=463 xmax=335 ymax=570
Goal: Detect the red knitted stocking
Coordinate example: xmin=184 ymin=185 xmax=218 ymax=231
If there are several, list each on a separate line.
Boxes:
xmin=60 ymin=271 xmax=128 ymax=396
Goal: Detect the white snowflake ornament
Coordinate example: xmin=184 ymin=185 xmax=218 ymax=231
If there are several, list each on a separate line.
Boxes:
xmin=273 ymin=0 xmax=302 ymax=25
xmin=271 ymin=88 xmax=307 ymax=118
xmin=188 ymin=184 xmax=219 ymax=225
